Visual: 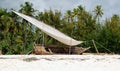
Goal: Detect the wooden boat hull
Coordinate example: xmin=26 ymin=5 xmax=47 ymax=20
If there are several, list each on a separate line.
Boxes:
xmin=32 ymin=45 xmax=90 ymax=55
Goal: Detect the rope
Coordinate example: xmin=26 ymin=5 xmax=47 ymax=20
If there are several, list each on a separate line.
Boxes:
xmin=82 ymin=40 xmax=112 ymax=53
xmin=94 ymin=40 xmax=112 ymax=53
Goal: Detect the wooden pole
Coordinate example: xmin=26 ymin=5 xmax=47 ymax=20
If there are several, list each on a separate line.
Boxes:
xmin=42 ymin=21 xmax=44 ymax=47
xmin=92 ymin=39 xmax=99 ymax=54
xmin=69 ymin=46 xmax=71 ymax=54
xmin=42 ymin=32 xmax=44 ymax=46
xmin=69 ymin=38 xmax=72 ymax=54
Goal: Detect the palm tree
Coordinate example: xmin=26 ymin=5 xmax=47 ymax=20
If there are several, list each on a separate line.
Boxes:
xmin=64 ymin=10 xmax=73 ymax=23
xmin=0 ymin=8 xmax=17 ymax=54
xmin=19 ymin=2 xmax=36 ymax=54
xmin=93 ymin=5 xmax=103 ymax=22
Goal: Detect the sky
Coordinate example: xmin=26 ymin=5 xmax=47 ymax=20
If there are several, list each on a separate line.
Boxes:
xmin=0 ymin=0 xmax=120 ymax=20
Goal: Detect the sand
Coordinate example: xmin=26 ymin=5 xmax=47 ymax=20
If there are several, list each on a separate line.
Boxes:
xmin=0 ymin=55 xmax=120 ymax=71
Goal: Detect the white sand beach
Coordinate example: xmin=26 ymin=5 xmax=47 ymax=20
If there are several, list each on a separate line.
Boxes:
xmin=0 ymin=55 xmax=120 ymax=71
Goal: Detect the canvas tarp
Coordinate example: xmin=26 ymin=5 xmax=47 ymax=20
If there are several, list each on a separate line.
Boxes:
xmin=13 ymin=11 xmax=83 ymax=46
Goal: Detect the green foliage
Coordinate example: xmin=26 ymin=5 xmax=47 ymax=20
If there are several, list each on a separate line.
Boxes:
xmin=0 ymin=2 xmax=120 ymax=54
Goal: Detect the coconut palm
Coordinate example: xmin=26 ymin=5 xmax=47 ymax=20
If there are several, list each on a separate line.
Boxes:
xmin=18 ymin=2 xmax=36 ymax=54
xmin=93 ymin=5 xmax=103 ymax=21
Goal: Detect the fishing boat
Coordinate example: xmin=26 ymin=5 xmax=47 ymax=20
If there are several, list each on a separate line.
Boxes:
xmin=13 ymin=11 xmax=90 ymax=55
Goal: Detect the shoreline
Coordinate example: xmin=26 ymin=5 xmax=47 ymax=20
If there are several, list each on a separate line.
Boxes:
xmin=0 ymin=55 xmax=120 ymax=71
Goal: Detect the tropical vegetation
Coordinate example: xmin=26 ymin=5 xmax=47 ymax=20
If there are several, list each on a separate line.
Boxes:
xmin=0 ymin=2 xmax=120 ymax=54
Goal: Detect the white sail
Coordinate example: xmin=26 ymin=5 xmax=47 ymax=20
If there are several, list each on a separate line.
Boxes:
xmin=13 ymin=11 xmax=83 ymax=46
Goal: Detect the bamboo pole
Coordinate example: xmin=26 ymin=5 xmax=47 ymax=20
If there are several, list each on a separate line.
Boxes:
xmin=42 ymin=32 xmax=44 ymax=46
xmin=92 ymin=39 xmax=99 ymax=54
xmin=69 ymin=46 xmax=71 ymax=54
